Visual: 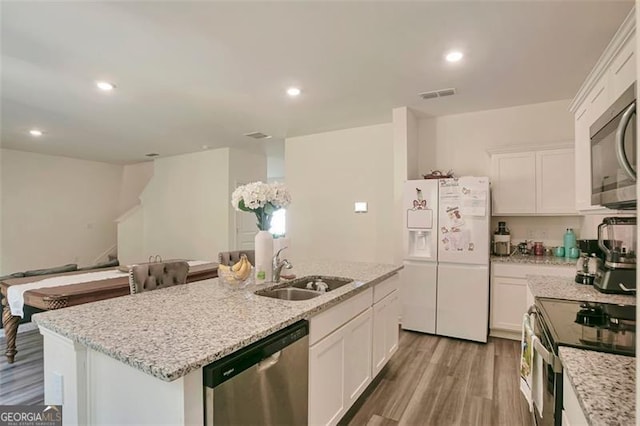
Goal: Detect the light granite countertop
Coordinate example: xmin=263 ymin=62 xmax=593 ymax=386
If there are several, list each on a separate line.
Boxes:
xmin=527 ymin=275 xmax=636 ymax=305
xmin=491 ymin=254 xmax=577 ymax=266
xmin=559 ymin=347 xmax=635 ymax=426
xmin=33 ymin=260 xmax=402 ymax=382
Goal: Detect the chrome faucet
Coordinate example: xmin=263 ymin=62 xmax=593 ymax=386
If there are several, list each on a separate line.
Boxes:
xmin=272 ymin=247 xmax=292 ymax=283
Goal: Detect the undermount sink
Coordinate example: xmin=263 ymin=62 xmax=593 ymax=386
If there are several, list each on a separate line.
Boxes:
xmin=255 ymin=287 xmax=323 ymax=301
xmin=255 ymin=276 xmax=354 ymax=301
xmin=287 ymin=276 xmax=354 ymax=292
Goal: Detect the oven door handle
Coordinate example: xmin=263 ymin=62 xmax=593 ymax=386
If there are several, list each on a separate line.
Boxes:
xmin=525 ymin=307 xmax=563 ymax=374
xmin=615 ymin=101 xmax=636 ymax=181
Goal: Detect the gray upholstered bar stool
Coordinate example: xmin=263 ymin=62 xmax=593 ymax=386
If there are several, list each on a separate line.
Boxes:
xmin=218 ymin=250 xmax=256 ymax=266
xmin=129 ymin=261 xmax=190 ymax=294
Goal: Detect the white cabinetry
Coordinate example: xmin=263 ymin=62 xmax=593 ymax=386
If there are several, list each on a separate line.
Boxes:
xmin=372 ymin=290 xmax=399 ymax=376
xmin=491 ymin=152 xmax=537 ymax=214
xmin=562 ymin=371 xmax=589 ymax=425
xmin=570 ymin=10 xmax=635 ymax=213
xmin=308 ymin=274 xmax=400 ymax=426
xmin=490 ymin=263 xmax=575 ymax=340
xmin=490 ymin=146 xmax=576 ymax=215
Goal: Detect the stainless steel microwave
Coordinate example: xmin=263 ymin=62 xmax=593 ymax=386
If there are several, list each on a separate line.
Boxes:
xmin=590 ymin=83 xmax=637 ymax=210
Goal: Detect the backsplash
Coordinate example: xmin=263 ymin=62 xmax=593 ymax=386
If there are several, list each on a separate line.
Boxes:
xmin=492 ymin=216 xmax=592 ymax=248
xmin=492 ymin=214 xmax=635 ymax=249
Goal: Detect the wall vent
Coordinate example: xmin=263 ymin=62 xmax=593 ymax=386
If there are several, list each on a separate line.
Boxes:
xmin=244 ymin=131 xmax=272 ymax=140
xmin=419 ymin=88 xmax=457 ymax=100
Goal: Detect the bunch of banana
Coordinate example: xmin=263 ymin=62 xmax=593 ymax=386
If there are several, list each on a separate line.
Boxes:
xmin=218 ymin=254 xmax=252 ymax=283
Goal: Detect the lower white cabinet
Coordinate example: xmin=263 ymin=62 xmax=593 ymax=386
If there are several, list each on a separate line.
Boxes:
xmin=372 ymin=289 xmax=399 ymax=376
xmin=562 ymin=371 xmax=589 ymax=425
xmin=309 ymin=274 xmax=399 ymax=426
xmin=309 ymin=308 xmax=372 ymax=426
xmin=490 ymin=263 xmax=575 ymax=339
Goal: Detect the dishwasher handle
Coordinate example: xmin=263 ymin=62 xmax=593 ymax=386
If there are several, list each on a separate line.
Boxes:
xmin=204 ymin=320 xmax=308 ymax=388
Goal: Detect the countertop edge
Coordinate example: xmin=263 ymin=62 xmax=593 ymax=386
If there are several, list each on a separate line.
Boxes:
xmin=33 ymin=264 xmax=404 ymax=382
xmin=558 ymin=347 xmax=636 ymax=426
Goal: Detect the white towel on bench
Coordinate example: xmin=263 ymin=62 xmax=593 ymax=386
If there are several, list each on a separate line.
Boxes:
xmin=7 ymin=270 xmax=129 ymax=317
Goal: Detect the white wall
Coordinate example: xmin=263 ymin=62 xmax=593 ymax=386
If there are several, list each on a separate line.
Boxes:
xmin=140 ymin=149 xmax=230 ymax=262
xmin=418 ymin=99 xmax=574 ymax=177
xmin=0 ymin=149 xmax=123 ymax=273
xmin=285 ymin=123 xmax=394 ymax=264
xmin=228 ymin=148 xmax=268 ymax=249
xmin=117 ymin=162 xmax=154 ymax=216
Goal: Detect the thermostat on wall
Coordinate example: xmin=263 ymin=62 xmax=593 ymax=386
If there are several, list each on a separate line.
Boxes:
xmin=354 ymin=202 xmax=368 ymax=213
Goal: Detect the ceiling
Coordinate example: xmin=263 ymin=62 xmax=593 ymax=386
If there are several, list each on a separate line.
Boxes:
xmin=1 ymin=1 xmax=633 ymax=164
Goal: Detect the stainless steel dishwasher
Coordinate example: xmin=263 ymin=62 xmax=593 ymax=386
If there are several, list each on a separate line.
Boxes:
xmin=203 ymin=320 xmax=309 ymax=425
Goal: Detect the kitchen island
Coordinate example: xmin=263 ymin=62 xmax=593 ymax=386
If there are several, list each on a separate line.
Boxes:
xmin=32 ymin=260 xmax=402 ymax=425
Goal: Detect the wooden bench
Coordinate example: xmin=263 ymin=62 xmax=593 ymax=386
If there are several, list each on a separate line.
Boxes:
xmin=0 ymin=262 xmax=218 ymax=363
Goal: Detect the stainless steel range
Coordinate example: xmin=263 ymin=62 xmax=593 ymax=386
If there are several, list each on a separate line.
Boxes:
xmin=526 ymin=298 xmax=636 ymax=426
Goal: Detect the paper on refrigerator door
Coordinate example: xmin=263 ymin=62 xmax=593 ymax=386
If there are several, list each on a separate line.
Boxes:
xmin=460 ymin=188 xmax=487 ymax=216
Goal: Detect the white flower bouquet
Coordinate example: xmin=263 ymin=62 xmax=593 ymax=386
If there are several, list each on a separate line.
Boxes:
xmin=231 ymin=181 xmax=291 ymax=231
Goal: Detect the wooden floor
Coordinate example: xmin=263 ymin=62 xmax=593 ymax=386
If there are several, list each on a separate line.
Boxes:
xmin=0 ymin=328 xmax=44 ymax=405
xmin=345 ymin=330 xmax=532 ymax=426
xmin=0 ymin=328 xmax=530 ymax=426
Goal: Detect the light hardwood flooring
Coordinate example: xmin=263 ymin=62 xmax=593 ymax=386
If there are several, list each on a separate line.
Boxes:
xmin=345 ymin=330 xmax=532 ymax=426
xmin=0 ymin=327 xmax=530 ymax=426
xmin=0 ymin=328 xmax=44 ymax=405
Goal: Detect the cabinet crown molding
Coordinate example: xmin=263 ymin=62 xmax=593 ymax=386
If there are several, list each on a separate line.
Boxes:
xmin=569 ymin=6 xmax=636 ymax=113
xmin=486 ymin=142 xmax=573 ymax=155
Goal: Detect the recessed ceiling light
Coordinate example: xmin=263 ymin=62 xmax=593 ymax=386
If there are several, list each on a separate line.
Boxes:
xmin=29 ymin=129 xmax=43 ymax=136
xmin=445 ymin=51 xmax=464 ymax=62
xmin=96 ymin=81 xmax=115 ymax=91
xmin=286 ymin=87 xmax=301 ymax=97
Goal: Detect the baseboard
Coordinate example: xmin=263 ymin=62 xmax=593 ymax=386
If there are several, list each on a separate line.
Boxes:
xmin=17 ymin=322 xmax=38 ymax=334
xmin=489 ymin=329 xmax=520 ymax=341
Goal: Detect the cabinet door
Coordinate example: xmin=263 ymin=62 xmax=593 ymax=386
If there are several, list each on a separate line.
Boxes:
xmin=385 ymin=290 xmax=400 ymax=359
xmin=372 ymin=290 xmax=399 ymax=377
xmin=609 ymin=34 xmax=636 ymax=102
xmin=491 ymin=152 xmax=536 ymax=214
xmin=309 ymin=328 xmax=346 ymax=426
xmin=344 ymin=308 xmax=373 ymax=407
xmin=490 ymin=276 xmax=528 ymax=332
xmin=372 ymin=298 xmax=387 ymax=377
xmin=574 ymin=105 xmax=593 ymax=211
xmin=536 ymin=149 xmax=577 ymax=214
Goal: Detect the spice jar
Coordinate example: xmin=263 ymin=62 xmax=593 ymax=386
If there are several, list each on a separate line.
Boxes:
xmin=534 ymin=241 xmax=544 ymax=256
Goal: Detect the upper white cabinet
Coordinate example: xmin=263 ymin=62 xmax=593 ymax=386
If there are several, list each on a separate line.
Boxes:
xmin=491 ymin=151 xmax=537 ymax=214
xmin=570 ymin=9 xmax=635 ymax=213
xmin=490 ymin=146 xmax=576 ymax=215
xmin=536 ymin=148 xmax=576 ymax=214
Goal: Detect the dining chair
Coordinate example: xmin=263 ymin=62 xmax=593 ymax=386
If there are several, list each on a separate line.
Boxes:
xmin=218 ymin=250 xmax=256 ymax=267
xmin=129 ymin=261 xmax=190 ymax=294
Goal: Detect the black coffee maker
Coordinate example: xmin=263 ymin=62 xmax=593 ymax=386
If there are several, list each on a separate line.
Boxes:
xmin=593 ymin=217 xmax=636 ymax=294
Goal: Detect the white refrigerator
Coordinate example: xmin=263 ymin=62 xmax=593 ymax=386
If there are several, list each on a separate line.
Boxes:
xmin=401 ymin=177 xmax=490 ymax=343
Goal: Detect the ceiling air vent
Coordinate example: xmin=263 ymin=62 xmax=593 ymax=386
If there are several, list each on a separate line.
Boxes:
xmin=244 ymin=131 xmax=272 ymax=140
xmin=145 ymin=153 xmax=159 ymax=157
xmin=419 ymin=88 xmax=457 ymax=100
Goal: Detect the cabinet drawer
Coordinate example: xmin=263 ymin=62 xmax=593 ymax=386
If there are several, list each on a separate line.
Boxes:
xmin=309 ymin=287 xmax=373 ymax=346
xmin=373 ymin=273 xmax=399 ymax=304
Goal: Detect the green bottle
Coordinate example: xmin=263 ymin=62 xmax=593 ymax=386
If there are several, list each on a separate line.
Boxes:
xmin=563 ymin=228 xmax=577 ymax=257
